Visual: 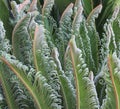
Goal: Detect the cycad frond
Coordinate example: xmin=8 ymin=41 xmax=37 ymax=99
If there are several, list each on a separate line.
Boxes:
xmin=56 ymin=3 xmax=73 ymax=68
xmin=86 ymin=4 xmax=102 ymax=73
xmin=69 ymin=36 xmax=99 ymax=109
xmin=0 ymin=64 xmax=19 ymax=109
xmin=101 ymin=54 xmax=120 ymax=109
xmin=52 ymin=47 xmax=76 ymax=109
xmin=96 ymin=0 xmax=120 ymax=36
xmin=12 ymin=13 xmax=33 ymax=65
xmin=1 ymin=54 xmax=62 ymax=109
xmin=33 ymin=24 xmax=62 ymax=107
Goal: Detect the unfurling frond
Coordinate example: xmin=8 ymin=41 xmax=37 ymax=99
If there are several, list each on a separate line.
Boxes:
xmin=33 ymin=25 xmax=60 ymax=91
xmin=1 ymin=55 xmax=62 ymax=109
xmin=52 ymin=47 xmax=76 ymax=109
xmin=33 ymin=25 xmax=62 ymax=107
xmin=101 ymin=54 xmax=120 ymax=109
xmin=12 ymin=13 xmax=33 ymax=65
xmin=69 ymin=36 xmax=99 ymax=109
xmin=56 ymin=3 xmax=73 ymax=68
xmin=72 ymin=7 xmax=83 ymax=32
xmin=86 ymin=5 xmax=102 ymax=74
xmin=0 ymin=64 xmax=19 ymax=109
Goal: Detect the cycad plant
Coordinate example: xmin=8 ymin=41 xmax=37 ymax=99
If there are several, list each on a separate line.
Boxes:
xmin=0 ymin=0 xmax=120 ymax=109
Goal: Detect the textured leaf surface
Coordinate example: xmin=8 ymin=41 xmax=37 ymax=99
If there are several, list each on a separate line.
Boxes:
xmin=0 ymin=64 xmax=18 ymax=109
xmin=1 ymin=55 xmax=62 ymax=109
xmin=86 ymin=4 xmax=102 ymax=73
xmin=101 ymin=54 xmax=120 ymax=109
xmin=12 ymin=13 xmax=33 ymax=65
xmin=52 ymin=48 xmax=76 ymax=109
xmin=69 ymin=36 xmax=99 ymax=109
xmin=56 ymin=3 xmax=73 ymax=68
xmin=96 ymin=0 xmax=120 ymax=36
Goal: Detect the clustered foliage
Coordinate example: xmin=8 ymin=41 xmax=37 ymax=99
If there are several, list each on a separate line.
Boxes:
xmin=0 ymin=0 xmax=120 ymax=109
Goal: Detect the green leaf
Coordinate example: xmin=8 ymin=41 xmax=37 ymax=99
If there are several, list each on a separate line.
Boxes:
xmin=0 ymin=56 xmax=41 ymax=108
xmin=33 ymin=25 xmax=44 ymax=71
xmin=86 ymin=4 xmax=102 ymax=73
xmin=59 ymin=75 xmax=76 ymax=109
xmin=52 ymin=47 xmax=76 ymax=109
xmin=0 ymin=63 xmax=18 ymax=109
xmin=72 ymin=5 xmax=102 ymax=74
xmin=12 ymin=13 xmax=33 ymax=65
xmin=64 ymin=47 xmax=74 ymax=85
xmin=69 ymin=36 xmax=99 ymax=109
xmin=56 ymin=3 xmax=73 ymax=68
xmin=33 ymin=25 xmax=62 ymax=107
xmin=34 ymin=24 xmax=76 ymax=109
xmin=41 ymin=0 xmax=56 ymax=50
xmin=101 ymin=54 xmax=120 ymax=109
xmin=96 ymin=0 xmax=120 ymax=36
xmin=1 ymin=55 xmax=62 ymax=109
xmin=94 ymin=20 xmax=112 ymax=104
xmin=33 ymin=24 xmax=61 ymax=91
xmin=72 ymin=6 xmax=83 ymax=32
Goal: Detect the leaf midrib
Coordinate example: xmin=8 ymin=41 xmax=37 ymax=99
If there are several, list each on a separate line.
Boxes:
xmin=1 ymin=57 xmax=42 ymax=109
xmin=108 ymin=56 xmax=120 ymax=109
